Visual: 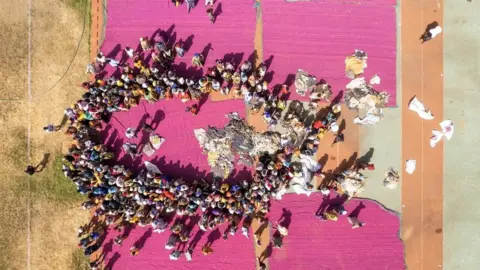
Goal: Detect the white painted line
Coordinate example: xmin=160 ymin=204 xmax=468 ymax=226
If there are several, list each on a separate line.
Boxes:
xmin=420 ymin=2 xmax=425 ymax=268
xmin=26 ymin=0 xmax=32 ymax=269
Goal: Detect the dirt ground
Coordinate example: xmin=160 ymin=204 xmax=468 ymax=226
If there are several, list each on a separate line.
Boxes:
xmin=0 ymin=0 xmax=91 ymax=269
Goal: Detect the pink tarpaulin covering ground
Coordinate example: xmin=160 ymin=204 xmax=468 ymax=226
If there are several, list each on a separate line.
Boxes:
xmin=101 ymin=217 xmax=256 ymax=270
xmin=96 ymin=0 xmax=403 ymax=269
xmin=104 ymin=99 xmax=247 ymax=179
xmin=100 ymin=0 xmax=257 ymax=179
xmin=262 ymin=0 xmax=397 ymax=105
xmin=99 ymin=2 xmax=257 ymax=269
xmin=101 ymin=0 xmax=257 ymax=71
xmin=268 ymin=194 xmax=404 ymax=270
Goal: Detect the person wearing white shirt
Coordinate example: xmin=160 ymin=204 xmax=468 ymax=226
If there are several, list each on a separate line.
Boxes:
xmin=421 ymin=24 xmax=442 ymax=44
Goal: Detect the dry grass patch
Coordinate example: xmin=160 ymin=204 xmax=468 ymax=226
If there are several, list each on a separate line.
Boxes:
xmin=0 ymin=0 xmax=91 ymax=269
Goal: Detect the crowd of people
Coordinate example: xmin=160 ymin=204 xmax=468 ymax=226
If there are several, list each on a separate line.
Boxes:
xmin=38 ymin=27 xmax=377 ymax=268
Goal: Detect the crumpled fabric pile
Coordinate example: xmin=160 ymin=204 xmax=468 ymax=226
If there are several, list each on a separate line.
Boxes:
xmin=345 ymin=77 xmax=390 ymax=125
xmin=294 ymin=69 xmax=317 ymax=96
xmin=337 ymin=169 xmax=366 ymax=198
xmin=195 ymin=116 xmax=284 ymax=178
xmin=383 ymin=167 xmax=400 ymax=189
xmin=345 ymin=77 xmax=390 ymax=112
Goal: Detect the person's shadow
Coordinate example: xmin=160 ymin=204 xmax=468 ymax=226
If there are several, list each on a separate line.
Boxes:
xmin=278 ymin=208 xmax=292 ymax=229
xmin=35 ymin=153 xmax=50 ymax=172
xmin=259 ymin=242 xmax=273 ymax=262
xmin=188 ymin=230 xmax=205 ymax=253
xmin=183 ymin=34 xmax=195 ymax=52
xmin=105 ymin=252 xmax=121 ymax=270
xmin=133 ymin=228 xmax=153 ymax=250
xmin=349 ymin=202 xmax=366 ymax=218
xmin=213 ymin=3 xmax=223 ymax=21
xmin=356 ymin=148 xmax=375 ymax=168
xmin=254 ymin=218 xmax=269 ymax=236
xmin=204 ymin=228 xmax=221 ymax=247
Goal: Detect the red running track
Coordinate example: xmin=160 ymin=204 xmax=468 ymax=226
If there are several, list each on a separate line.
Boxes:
xmin=261 ymin=0 xmax=397 ymax=105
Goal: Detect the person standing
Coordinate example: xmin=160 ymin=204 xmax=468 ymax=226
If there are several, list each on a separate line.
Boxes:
xmin=207 ymin=8 xmax=215 ymax=23
xmin=241 ymin=216 xmax=252 ymax=238
xmin=258 ymin=257 xmax=267 ymax=270
xmin=201 ymin=244 xmax=213 ymax=255
xmin=331 ymin=132 xmax=344 ymax=147
xmin=139 ymin=37 xmax=152 ymax=51
xmin=84 ymin=243 xmax=100 ymax=256
xmin=122 ymin=142 xmax=138 ymax=158
xmin=130 ymin=245 xmax=140 ymax=256
xmin=85 ymin=62 xmax=98 ymax=74
xmin=25 ymin=165 xmax=38 ymax=176
xmin=142 ymin=122 xmax=155 ymax=133
xmin=347 ymin=216 xmax=365 ymax=229
xmin=43 ymin=124 xmax=60 ymax=133
xmin=420 ymin=24 xmax=442 ymax=44
xmin=96 ymin=53 xmax=107 ymax=64
xmin=174 ymin=42 xmax=185 ymax=57
xmin=185 ymin=105 xmax=199 ymax=116
xmin=185 ymin=248 xmax=193 ymax=262
xmin=192 ymin=53 xmax=204 ymax=67
xmin=125 ymin=46 xmax=137 ymax=60
xmin=107 ymin=58 xmax=121 ymax=68
xmin=125 ymin=127 xmax=137 ymax=139
xmin=169 ymin=250 xmax=181 ymax=260
xmin=186 ymin=0 xmax=196 ymax=13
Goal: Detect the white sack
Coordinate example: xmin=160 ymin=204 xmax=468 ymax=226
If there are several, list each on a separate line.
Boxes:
xmin=408 ymin=96 xmax=434 ymax=120
xmin=430 ymin=130 xmax=443 ymax=148
xmin=290 ymin=181 xmax=312 ymax=197
xmin=194 ymin=128 xmax=207 ymax=147
xmin=370 ymin=74 xmax=381 ymax=85
xmin=353 ymin=113 xmax=381 ymax=125
xmin=405 ymin=160 xmax=416 ymax=175
xmin=440 ymin=120 xmax=454 ymax=140
xmin=144 ymin=161 xmax=162 ymax=175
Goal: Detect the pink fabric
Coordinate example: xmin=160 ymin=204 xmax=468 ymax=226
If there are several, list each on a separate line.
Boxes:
xmin=99 ymin=0 xmax=256 ymax=178
xmin=105 ymin=99 xmax=247 ymax=179
xmin=262 ymin=0 xmax=397 ymax=105
xmin=101 ymin=0 xmax=257 ymax=71
xmin=102 ymin=219 xmax=256 ymax=270
xmin=97 ymin=1 xmax=402 ymax=268
xmin=100 ymin=2 xmax=256 ymax=269
xmin=268 ymin=193 xmax=405 ymax=270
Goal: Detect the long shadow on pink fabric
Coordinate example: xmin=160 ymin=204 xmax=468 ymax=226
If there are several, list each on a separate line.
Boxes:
xmin=201 ymin=43 xmax=213 ymax=63
xmin=205 ymin=228 xmax=221 ymax=247
xmin=106 ymin=252 xmax=121 ymax=269
xmin=188 ymin=229 xmax=206 ymax=254
xmin=183 ymin=34 xmax=195 ymax=52
xmin=222 ymin=52 xmax=244 ymax=70
xmin=106 ymin=44 xmax=122 ymax=59
xmin=134 ymin=228 xmax=153 ymax=249
xmin=348 ymin=201 xmax=366 ymax=218
xmin=278 ymin=208 xmax=292 ymax=229
xmin=315 ymin=193 xmax=348 ymax=216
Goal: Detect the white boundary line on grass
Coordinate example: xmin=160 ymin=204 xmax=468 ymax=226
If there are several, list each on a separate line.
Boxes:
xmin=26 ymin=0 xmax=32 ymax=269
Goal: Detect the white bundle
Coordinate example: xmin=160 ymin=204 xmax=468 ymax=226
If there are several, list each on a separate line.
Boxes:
xmin=408 ymin=96 xmax=434 ymax=120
